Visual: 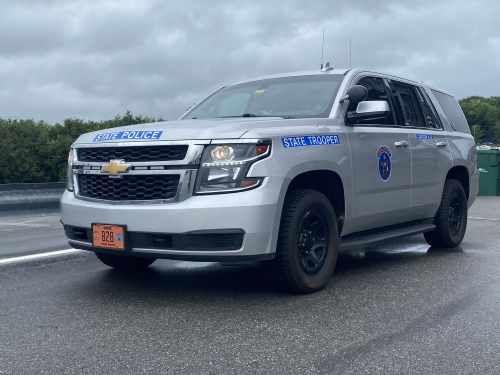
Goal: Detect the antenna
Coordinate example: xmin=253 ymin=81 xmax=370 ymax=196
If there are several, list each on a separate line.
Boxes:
xmin=320 ymin=27 xmax=325 ymax=69
xmin=349 ymin=39 xmax=352 ymax=69
xmin=319 ymin=28 xmax=333 ymax=72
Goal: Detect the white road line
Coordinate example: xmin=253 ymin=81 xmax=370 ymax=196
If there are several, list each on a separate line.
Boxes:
xmin=0 ymin=249 xmax=84 ymax=265
xmin=0 ymin=222 xmax=60 ymax=228
xmin=10 ymin=217 xmax=53 ymax=225
xmin=469 ymin=217 xmax=500 ymax=221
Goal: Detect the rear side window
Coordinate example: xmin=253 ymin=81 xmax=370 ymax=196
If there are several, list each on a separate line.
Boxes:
xmin=431 ymin=90 xmax=470 ymax=133
xmin=417 ymin=87 xmax=442 ymax=129
xmin=391 ymin=82 xmax=426 ymax=127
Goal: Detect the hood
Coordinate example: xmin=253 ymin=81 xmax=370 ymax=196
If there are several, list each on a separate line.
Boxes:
xmin=74 ymin=118 xmax=317 ymax=144
xmin=75 ymin=117 xmax=318 ymax=143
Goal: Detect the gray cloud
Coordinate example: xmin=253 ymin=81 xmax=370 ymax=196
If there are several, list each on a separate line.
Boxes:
xmin=0 ymin=0 xmax=498 ymax=123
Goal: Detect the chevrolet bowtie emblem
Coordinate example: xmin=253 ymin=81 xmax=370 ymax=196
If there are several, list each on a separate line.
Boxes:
xmin=101 ymin=159 xmax=131 ymax=177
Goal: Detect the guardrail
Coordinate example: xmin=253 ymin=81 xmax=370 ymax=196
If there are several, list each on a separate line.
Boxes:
xmin=0 ymin=183 xmax=65 ymax=217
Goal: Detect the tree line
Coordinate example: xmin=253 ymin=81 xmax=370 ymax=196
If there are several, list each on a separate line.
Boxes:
xmin=0 ymin=96 xmax=498 ymax=184
xmin=458 ymin=96 xmax=500 ymax=144
xmin=0 ymin=112 xmax=163 ymax=184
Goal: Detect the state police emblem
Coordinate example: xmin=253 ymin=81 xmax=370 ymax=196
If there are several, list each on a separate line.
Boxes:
xmin=377 ymin=146 xmax=392 ymax=181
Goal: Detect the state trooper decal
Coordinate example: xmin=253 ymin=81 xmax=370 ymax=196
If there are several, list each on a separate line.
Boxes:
xmin=377 ymin=146 xmax=392 ymax=181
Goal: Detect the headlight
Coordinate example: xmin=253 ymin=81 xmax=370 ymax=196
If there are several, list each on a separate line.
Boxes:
xmin=67 ymin=149 xmax=74 ymax=191
xmin=194 ymin=141 xmax=271 ymax=194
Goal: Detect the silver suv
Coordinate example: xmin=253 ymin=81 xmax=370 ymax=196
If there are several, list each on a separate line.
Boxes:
xmin=61 ymin=67 xmax=479 ymax=293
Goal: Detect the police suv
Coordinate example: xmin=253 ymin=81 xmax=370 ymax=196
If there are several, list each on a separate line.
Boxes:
xmin=62 ymin=65 xmax=479 ymax=293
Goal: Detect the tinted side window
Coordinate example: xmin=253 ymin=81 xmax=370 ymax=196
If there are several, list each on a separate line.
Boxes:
xmin=347 ymin=77 xmax=395 ymax=125
xmin=417 ymin=87 xmax=442 ymax=129
xmin=431 ymin=90 xmax=470 ymax=133
xmin=391 ymin=82 xmax=426 ymax=127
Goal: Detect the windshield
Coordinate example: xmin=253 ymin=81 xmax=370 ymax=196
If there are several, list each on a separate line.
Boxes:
xmin=184 ymin=75 xmax=344 ymax=120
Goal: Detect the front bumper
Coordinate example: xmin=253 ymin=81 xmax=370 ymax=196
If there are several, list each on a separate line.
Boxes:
xmin=61 ymin=177 xmax=283 ymax=261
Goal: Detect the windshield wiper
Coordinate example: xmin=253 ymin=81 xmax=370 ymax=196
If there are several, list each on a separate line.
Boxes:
xmin=217 ymin=114 xmax=288 ymax=118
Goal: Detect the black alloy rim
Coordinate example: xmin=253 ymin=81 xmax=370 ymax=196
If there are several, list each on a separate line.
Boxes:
xmin=297 ymin=210 xmax=329 ymax=276
xmin=448 ymin=193 xmax=463 ymax=235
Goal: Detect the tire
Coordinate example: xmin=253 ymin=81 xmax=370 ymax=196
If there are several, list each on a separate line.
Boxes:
xmin=263 ymin=189 xmax=339 ymax=293
xmin=95 ymin=252 xmax=156 ymax=270
xmin=424 ymin=179 xmax=468 ymax=248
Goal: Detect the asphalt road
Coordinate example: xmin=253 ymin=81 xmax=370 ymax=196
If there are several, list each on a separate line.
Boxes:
xmin=0 ymin=197 xmax=499 ymax=374
xmin=0 ymin=215 xmax=68 ymax=259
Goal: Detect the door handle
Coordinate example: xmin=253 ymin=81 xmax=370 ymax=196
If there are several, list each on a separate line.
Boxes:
xmin=394 ymin=141 xmax=409 ymax=148
xmin=436 ymin=142 xmax=448 ymax=148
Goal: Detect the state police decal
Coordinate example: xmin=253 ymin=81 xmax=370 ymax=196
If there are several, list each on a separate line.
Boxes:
xmin=377 ymin=146 xmax=392 ymax=181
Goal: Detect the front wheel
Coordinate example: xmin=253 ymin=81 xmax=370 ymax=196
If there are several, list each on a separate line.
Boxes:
xmin=263 ymin=189 xmax=339 ymax=293
xmin=95 ymin=252 xmax=156 ymax=270
xmin=424 ymin=179 xmax=468 ymax=248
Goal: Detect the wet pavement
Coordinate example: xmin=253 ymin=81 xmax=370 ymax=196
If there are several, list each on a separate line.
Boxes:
xmin=0 ymin=215 xmax=68 ymax=259
xmin=0 ymin=197 xmax=499 ymax=374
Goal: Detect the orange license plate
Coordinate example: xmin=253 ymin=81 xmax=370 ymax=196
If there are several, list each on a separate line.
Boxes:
xmin=92 ymin=224 xmax=125 ymax=250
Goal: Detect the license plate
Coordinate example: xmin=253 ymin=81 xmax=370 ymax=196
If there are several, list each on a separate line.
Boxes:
xmin=92 ymin=224 xmax=125 ymax=250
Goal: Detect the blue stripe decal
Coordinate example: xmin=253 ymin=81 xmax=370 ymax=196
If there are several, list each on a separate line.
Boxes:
xmin=93 ymin=131 xmax=163 ymax=142
xmin=282 ymin=135 xmax=340 ymax=148
xmin=416 ymin=134 xmax=433 ymax=140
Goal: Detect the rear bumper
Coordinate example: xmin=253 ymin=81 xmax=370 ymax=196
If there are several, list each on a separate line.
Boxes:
xmin=468 ymin=169 xmax=480 ymax=208
xmin=60 ymin=177 xmax=283 ymax=260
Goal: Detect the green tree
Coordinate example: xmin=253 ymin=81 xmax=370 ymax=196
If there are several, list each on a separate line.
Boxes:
xmin=0 ymin=112 xmax=164 ymax=184
xmin=459 ymin=96 xmax=500 ymax=144
xmin=470 ymin=124 xmax=485 ymax=144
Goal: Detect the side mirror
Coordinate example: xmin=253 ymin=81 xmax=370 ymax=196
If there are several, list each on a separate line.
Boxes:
xmin=347 ymin=101 xmax=391 ymax=122
xmin=345 ymin=85 xmax=368 ymax=104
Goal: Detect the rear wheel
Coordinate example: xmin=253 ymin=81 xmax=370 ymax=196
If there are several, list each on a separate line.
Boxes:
xmin=424 ymin=179 xmax=468 ymax=248
xmin=95 ymin=253 xmax=156 ymax=270
xmin=263 ymin=189 xmax=339 ymax=293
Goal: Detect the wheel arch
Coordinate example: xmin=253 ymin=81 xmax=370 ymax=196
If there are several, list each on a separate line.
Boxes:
xmin=446 ymin=166 xmax=470 ymax=200
xmin=284 ymin=169 xmax=346 ymax=233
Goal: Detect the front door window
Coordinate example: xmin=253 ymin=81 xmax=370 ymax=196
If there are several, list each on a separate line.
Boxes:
xmin=347 ymin=77 xmax=396 ymax=126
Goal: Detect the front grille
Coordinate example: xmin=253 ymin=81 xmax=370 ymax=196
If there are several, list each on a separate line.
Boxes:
xmin=77 ymin=145 xmax=188 ymax=163
xmin=211 ymin=235 xmax=239 ymax=248
xmin=78 ymin=174 xmax=180 ymax=201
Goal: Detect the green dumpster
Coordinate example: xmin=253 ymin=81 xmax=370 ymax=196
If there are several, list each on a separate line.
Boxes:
xmin=477 ymin=149 xmax=500 ymax=196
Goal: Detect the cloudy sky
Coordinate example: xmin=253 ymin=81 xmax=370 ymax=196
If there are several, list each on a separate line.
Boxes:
xmin=1 ymin=0 xmax=499 ymax=124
